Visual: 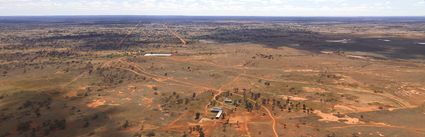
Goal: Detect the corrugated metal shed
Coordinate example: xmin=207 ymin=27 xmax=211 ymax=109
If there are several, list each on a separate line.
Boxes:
xmin=144 ymin=54 xmax=172 ymax=57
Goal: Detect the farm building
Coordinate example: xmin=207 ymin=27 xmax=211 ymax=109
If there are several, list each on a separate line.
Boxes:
xmin=144 ymin=53 xmax=173 ymax=57
xmin=210 ymin=107 xmax=223 ymax=119
xmin=224 ymin=98 xmax=233 ymax=104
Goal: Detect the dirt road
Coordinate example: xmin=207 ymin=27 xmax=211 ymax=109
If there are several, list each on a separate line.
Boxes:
xmin=106 ymin=58 xmax=280 ymax=137
xmin=163 ymin=24 xmax=187 ymax=45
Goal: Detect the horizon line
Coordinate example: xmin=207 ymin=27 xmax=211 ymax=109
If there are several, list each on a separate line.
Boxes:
xmin=1 ymin=15 xmax=425 ymax=18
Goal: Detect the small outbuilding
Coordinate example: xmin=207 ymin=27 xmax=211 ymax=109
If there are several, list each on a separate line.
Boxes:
xmin=210 ymin=107 xmax=223 ymax=119
xmin=224 ymin=98 xmax=233 ymax=104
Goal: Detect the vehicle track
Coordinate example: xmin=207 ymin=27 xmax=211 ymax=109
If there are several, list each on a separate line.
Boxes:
xmin=108 ymin=58 xmax=279 ymax=137
xmin=163 ymin=24 xmax=187 ymax=46
xmin=116 ymin=22 xmax=142 ymax=48
xmin=232 ymin=92 xmax=279 ymax=137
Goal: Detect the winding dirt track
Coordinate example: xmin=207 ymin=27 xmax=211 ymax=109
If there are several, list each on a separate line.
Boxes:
xmin=62 ymin=72 xmax=85 ymax=87
xmin=163 ymin=112 xmax=189 ymax=130
xmin=203 ymin=69 xmax=246 ymax=114
xmin=105 ymin=58 xmax=279 ymax=137
xmin=102 ymin=24 xmax=279 ymax=136
xmin=231 ymin=92 xmax=279 ymax=137
xmin=105 ymin=55 xmax=417 ymax=137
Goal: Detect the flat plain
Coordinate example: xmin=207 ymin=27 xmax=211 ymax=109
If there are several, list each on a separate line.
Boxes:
xmin=0 ymin=16 xmax=425 ymax=137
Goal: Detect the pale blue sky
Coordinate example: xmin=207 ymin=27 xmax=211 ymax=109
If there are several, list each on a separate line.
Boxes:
xmin=0 ymin=0 xmax=424 ymax=16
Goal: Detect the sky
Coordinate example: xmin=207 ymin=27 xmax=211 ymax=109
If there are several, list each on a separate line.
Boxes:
xmin=0 ymin=0 xmax=424 ymax=16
